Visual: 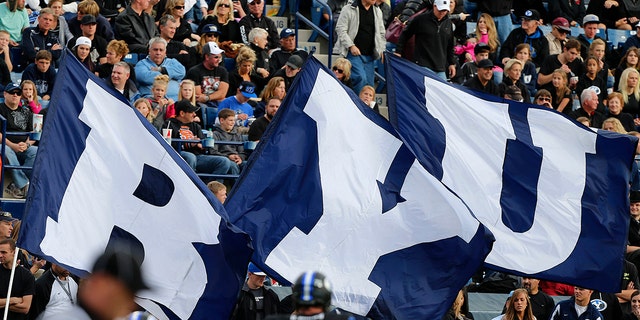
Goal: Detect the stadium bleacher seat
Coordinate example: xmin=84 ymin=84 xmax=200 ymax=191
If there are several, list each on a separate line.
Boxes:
xmin=607 ymin=29 xmax=632 ymax=49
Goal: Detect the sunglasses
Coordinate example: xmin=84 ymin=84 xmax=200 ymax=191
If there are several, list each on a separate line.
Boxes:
xmin=537 ymin=97 xmax=551 ymax=102
xmin=332 ymin=67 xmax=343 ymax=74
xmin=205 ymin=33 xmax=218 ymax=37
xmin=219 ymin=3 xmax=230 ymax=7
xmin=174 ymin=5 xmax=184 ymax=9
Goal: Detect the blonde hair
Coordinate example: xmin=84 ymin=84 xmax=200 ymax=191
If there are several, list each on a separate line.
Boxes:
xmin=178 ymin=79 xmax=196 ymax=105
xmin=503 ymin=289 xmax=535 ymax=320
xmin=603 ymin=117 xmax=627 ymax=133
xmin=164 ymin=0 xmax=185 ymax=16
xmin=213 ymin=0 xmax=234 ymax=24
xmin=107 ymin=40 xmax=129 ymax=59
xmin=207 ymin=181 xmax=226 ymax=194
xmin=619 ymin=67 xmax=640 ymax=103
xmin=332 ymin=57 xmax=352 ymax=81
xmin=78 ymin=0 xmax=99 ymax=16
xmin=236 ymin=46 xmax=256 ymax=67
xmin=504 ymin=59 xmax=523 ymax=75
xmin=476 ymin=13 xmax=499 ymax=53
xmin=152 ymin=74 xmax=170 ymax=90
xmin=134 ymin=98 xmax=154 ymax=122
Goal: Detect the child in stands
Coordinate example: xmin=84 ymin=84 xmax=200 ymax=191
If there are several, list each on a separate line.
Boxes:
xmin=148 ymin=74 xmax=175 ymax=130
xmin=20 ymin=80 xmax=42 ymax=114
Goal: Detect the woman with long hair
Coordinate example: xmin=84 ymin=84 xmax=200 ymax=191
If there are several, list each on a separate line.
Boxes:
xmin=197 ymin=0 xmax=241 ymax=43
xmin=476 ymin=13 xmax=499 ymax=62
xmin=163 ymin=0 xmax=200 ymax=45
xmin=514 ymin=44 xmax=538 ymax=99
xmin=502 ymin=288 xmax=536 ymax=320
xmin=615 ymin=47 xmax=640 ymax=89
xmin=619 ymin=67 xmax=640 ymax=119
xmin=443 ymin=289 xmax=472 ymax=320
xmin=254 ymin=76 xmax=286 ymax=118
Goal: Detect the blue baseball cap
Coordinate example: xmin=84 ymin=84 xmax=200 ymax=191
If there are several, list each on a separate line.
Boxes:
xmin=3 ymin=83 xmax=21 ymax=94
xmin=280 ymin=28 xmax=295 ymax=38
xmin=248 ymin=262 xmax=266 ymax=276
xmin=201 ymin=24 xmax=220 ymax=35
xmin=239 ymin=81 xmax=257 ymax=98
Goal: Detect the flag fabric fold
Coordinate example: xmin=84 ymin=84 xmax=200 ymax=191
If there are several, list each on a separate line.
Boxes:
xmin=385 ymin=53 xmax=636 ymax=293
xmin=17 ymin=50 xmax=252 ymax=320
xmin=226 ymin=56 xmax=494 ymax=319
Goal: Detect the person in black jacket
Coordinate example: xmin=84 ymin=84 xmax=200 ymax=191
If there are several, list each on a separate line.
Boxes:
xmin=114 ymin=0 xmax=158 ymax=53
xmin=232 ymin=263 xmax=282 ymax=320
xmin=238 ymin=0 xmax=279 ymax=50
xmin=464 ymin=59 xmax=499 ymax=96
xmin=499 ymin=9 xmax=549 ymax=67
xmin=397 ymin=0 xmax=455 ymax=81
xmin=29 ymin=264 xmax=81 ymax=319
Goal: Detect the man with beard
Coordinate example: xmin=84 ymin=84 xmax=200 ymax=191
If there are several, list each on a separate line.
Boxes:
xmin=522 ymin=277 xmax=555 ymax=320
xmin=248 ymin=97 xmax=280 ymax=141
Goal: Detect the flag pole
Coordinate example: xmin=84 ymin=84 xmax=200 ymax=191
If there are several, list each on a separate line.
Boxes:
xmin=3 ymin=246 xmax=18 ymax=320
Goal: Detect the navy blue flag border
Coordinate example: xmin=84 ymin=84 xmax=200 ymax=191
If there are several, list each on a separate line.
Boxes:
xmin=17 ymin=50 xmax=252 ymax=319
xmin=226 ymin=54 xmax=495 ymax=319
xmin=384 ymin=52 xmax=637 ymax=294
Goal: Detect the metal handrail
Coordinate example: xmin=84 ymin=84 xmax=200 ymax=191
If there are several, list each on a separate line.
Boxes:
xmin=295 ymin=0 xmax=334 ymax=68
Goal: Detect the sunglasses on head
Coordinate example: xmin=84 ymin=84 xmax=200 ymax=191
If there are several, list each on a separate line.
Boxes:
xmin=332 ymin=67 xmax=343 ymax=74
xmin=174 ymin=5 xmax=184 ymax=9
xmin=219 ymin=3 xmax=230 ymax=7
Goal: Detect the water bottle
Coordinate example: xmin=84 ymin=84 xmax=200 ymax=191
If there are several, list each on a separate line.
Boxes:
xmin=205 ymin=129 xmax=214 ymax=148
xmin=571 ymin=91 xmax=580 ymax=111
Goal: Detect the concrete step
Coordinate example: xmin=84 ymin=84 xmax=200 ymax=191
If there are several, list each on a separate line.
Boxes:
xmin=297 ymin=29 xmax=313 ymax=42
xmin=271 ymin=16 xmax=288 ymax=30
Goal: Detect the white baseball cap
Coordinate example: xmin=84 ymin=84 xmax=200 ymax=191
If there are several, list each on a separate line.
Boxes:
xmin=434 ymin=0 xmax=450 ymax=11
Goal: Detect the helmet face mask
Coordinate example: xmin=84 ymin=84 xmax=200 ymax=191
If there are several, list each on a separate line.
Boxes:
xmin=292 ymin=271 xmax=332 ymax=310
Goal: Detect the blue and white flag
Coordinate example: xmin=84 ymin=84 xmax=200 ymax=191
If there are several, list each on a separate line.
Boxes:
xmin=226 ymin=56 xmax=495 ymax=319
xmin=17 ymin=51 xmax=252 ymax=320
xmin=385 ymin=54 xmax=637 ymax=293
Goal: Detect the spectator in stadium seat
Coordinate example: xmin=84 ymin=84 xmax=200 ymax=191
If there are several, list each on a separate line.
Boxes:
xmin=160 ymin=0 xmax=201 ymax=46
xmin=67 ymin=0 xmax=114 ymax=41
xmin=135 ymin=37 xmax=186 ymax=101
xmin=212 ymin=108 xmax=247 ymax=171
xmin=463 ymin=59 xmax=499 ymax=97
xmin=0 ymin=84 xmax=37 ymax=199
xmin=217 ymin=81 xmax=255 ymax=127
xmin=577 ymin=14 xmax=609 ymax=61
xmin=21 ymin=9 xmax=63 ymax=64
xmin=228 ymin=46 xmax=264 ymax=98
xmin=590 ymin=290 xmax=623 ymax=320
xmin=105 ymin=61 xmax=140 ymax=103
xmin=164 ymin=100 xmax=237 ymax=176
xmin=534 ymin=89 xmax=554 ymax=108
xmin=0 ymin=0 xmax=29 ymax=44
xmin=500 ymin=9 xmax=549 ymax=67
xmin=585 ymin=0 xmax=626 ymax=30
xmin=248 ymin=97 xmax=279 ymax=142
xmin=197 ymin=0 xmax=242 ymax=43
xmin=186 ymin=42 xmax=230 ymax=105
xmin=550 ymin=287 xmax=604 ymax=320
xmin=359 ymin=85 xmax=380 ymax=114
xmin=615 ymin=48 xmax=640 ymax=92
xmin=0 ymin=239 xmax=34 ymax=319
xmin=0 ymin=30 xmax=13 ymax=72
xmin=396 ymin=0 xmax=453 ymax=82
xmin=546 ymin=17 xmax=571 ymax=56
xmin=271 ymin=55 xmax=302 ymax=91
xmin=548 ymin=0 xmax=586 ymax=28
xmin=576 ymin=56 xmax=608 ymax=111
xmin=443 ymin=288 xmax=473 ymax=320
xmin=238 ymin=0 xmax=279 ymax=50
xmin=95 ymin=40 xmax=136 ymax=82
xmin=499 ymin=59 xmax=531 ymax=103
xmin=21 ymin=50 xmax=57 ymax=101
xmin=72 ymin=36 xmax=95 ymax=72
xmin=619 ymin=67 xmax=640 ymax=118
xmin=159 ymin=14 xmax=197 ymax=69
xmin=605 ymin=92 xmax=636 ymax=132
xmin=115 ymin=0 xmax=158 ymax=53
xmin=48 ymin=0 xmax=74 ymax=51
xmin=29 ymin=263 xmax=84 ymax=319
xmin=270 ymin=28 xmax=309 ymax=74
xmin=521 ymin=278 xmax=555 ymax=320
xmin=537 ymin=39 xmax=584 ymax=93
xmin=499 ymin=288 xmax=536 ymax=320
xmin=247 ymin=27 xmax=271 ymax=82
xmin=616 ymin=260 xmax=640 ymax=315
xmin=207 ymin=180 xmax=227 ymax=203
xmin=331 ymin=57 xmax=352 ymax=89
xmin=232 ymin=262 xmax=281 ymax=319
xmin=624 ymin=25 xmax=640 ymax=54
xmin=571 ymin=87 xmax=605 ymax=128
xmin=67 ymin=15 xmax=108 ymax=66
xmin=475 ymin=0 xmax=513 ymax=45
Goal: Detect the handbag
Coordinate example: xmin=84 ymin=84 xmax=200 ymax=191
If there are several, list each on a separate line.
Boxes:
xmin=384 ymin=7 xmax=428 ymax=44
